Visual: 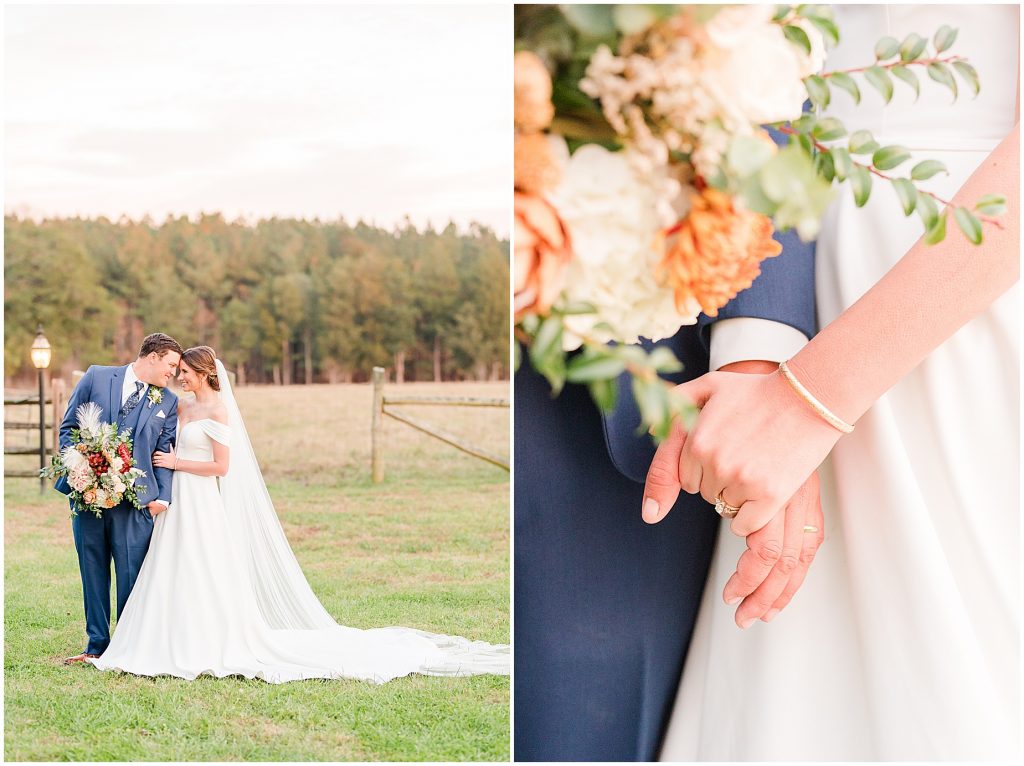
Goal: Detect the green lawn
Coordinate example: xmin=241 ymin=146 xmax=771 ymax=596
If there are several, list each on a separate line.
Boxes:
xmin=5 ymin=382 xmax=510 ymax=761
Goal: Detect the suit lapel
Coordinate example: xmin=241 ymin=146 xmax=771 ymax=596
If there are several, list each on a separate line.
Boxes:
xmin=108 ymin=366 xmax=126 ymax=424
xmin=135 ymin=387 xmax=156 ymax=436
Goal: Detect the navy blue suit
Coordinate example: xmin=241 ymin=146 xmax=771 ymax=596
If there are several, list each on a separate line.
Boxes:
xmin=55 ymin=364 xmax=178 ymax=655
xmin=514 ymin=228 xmax=816 ymax=761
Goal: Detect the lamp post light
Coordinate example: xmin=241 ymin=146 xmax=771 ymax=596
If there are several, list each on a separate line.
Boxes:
xmin=30 ymin=325 xmax=52 ymax=492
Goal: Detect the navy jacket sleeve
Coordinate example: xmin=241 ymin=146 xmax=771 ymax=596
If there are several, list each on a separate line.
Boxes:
xmin=59 ymin=366 xmax=96 ymax=453
xmin=152 ymin=396 xmax=178 ymax=506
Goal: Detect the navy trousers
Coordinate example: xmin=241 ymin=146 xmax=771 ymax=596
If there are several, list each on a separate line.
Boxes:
xmin=514 ymin=359 xmax=719 ymax=761
xmin=71 ymin=501 xmax=154 ymax=655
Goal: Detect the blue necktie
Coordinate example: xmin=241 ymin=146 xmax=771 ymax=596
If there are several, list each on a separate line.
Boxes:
xmin=120 ymin=381 xmax=144 ymax=419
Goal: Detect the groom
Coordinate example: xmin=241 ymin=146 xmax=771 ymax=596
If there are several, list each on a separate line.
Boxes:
xmin=56 ymin=332 xmax=181 ymax=663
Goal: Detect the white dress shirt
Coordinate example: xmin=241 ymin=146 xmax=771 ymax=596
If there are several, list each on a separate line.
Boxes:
xmin=123 ymin=363 xmax=167 ymax=511
xmin=708 ymin=317 xmax=809 ymax=371
xmin=121 ymin=363 xmax=148 ymax=407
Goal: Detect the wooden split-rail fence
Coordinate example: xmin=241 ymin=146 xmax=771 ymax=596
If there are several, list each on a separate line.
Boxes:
xmin=370 ymin=366 xmax=509 ymax=483
xmin=4 ymin=378 xmax=68 ymax=481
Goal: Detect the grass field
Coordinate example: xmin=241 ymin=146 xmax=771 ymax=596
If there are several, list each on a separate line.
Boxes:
xmin=4 ymin=381 xmax=510 ymax=762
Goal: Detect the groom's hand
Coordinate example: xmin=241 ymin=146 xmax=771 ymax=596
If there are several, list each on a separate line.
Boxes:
xmin=724 ymin=472 xmax=824 ymax=628
xmin=147 ymin=501 xmax=168 ymax=517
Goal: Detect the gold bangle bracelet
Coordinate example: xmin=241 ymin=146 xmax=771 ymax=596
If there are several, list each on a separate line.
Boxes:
xmin=778 ymin=361 xmax=855 ymax=434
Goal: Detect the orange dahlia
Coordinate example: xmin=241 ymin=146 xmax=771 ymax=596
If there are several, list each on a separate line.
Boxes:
xmin=659 ymin=188 xmax=782 ymax=317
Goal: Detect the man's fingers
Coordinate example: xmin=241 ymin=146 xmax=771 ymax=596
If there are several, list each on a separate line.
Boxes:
xmin=673 ymin=374 xmax=717 ymax=411
xmin=734 ymin=493 xmax=805 ymax=628
xmin=770 ymin=483 xmax=825 ymax=614
xmin=721 ymin=509 xmax=785 ymax=605
xmin=642 ymin=423 xmax=687 ymax=524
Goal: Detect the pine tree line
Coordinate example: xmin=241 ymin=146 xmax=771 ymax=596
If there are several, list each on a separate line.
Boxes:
xmin=4 ymin=214 xmax=510 ymax=385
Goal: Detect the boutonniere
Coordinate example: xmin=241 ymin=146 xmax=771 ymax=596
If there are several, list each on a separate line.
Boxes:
xmin=147 ymin=387 xmax=164 ymax=408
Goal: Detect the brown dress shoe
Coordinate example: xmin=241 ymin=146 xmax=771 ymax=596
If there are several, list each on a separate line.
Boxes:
xmin=64 ymin=652 xmax=100 ymax=665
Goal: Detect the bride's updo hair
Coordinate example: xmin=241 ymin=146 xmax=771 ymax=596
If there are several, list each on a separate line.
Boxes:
xmin=182 ymin=346 xmax=221 ymax=392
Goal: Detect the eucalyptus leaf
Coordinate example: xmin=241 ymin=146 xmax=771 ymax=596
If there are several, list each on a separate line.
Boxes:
xmin=891 ymin=178 xmax=918 ymax=215
xmin=772 ymin=5 xmax=792 ymax=22
xmin=952 ymin=60 xmax=980 ymax=98
xmin=815 ymin=150 xmax=836 ymax=182
xmin=864 ymin=65 xmax=894 ymax=103
xmin=726 ymin=134 xmax=775 ymax=177
xmin=927 ymin=62 xmax=958 ymax=100
xmin=849 ymin=129 xmax=880 ymax=154
xmin=850 ymin=163 xmax=872 ymax=207
xmin=974 ymin=193 xmax=1007 ymax=216
xmin=790 ymin=114 xmax=817 ymax=134
xmin=923 ymin=209 xmax=948 ymax=245
xmin=806 ymin=15 xmax=840 ymax=47
xmin=933 ymin=24 xmax=958 ymax=53
xmin=899 ymin=32 xmax=927 ymax=61
xmin=588 ymin=377 xmax=618 ymax=412
xmin=910 ymin=159 xmax=948 ymax=180
xmin=874 ymin=35 xmax=900 ymax=60
xmin=647 ymin=346 xmax=684 ymax=374
xmin=560 ymin=4 xmax=617 ymax=38
xmin=831 ymin=147 xmax=853 ymax=180
xmin=632 ymin=377 xmax=671 ymax=439
xmin=872 ymin=145 xmax=911 ymax=171
xmin=566 ymin=353 xmax=627 ymax=383
xmin=916 ymin=192 xmax=940 ymax=229
xmin=804 ymin=74 xmax=830 ymax=110
xmin=891 ymin=65 xmax=920 ymax=100
xmin=953 ymin=206 xmax=983 ymax=244
xmin=812 ymin=116 xmax=847 ymax=141
xmin=612 ymin=4 xmax=661 ymax=35
xmin=784 ymin=24 xmax=813 ymax=56
xmin=829 ymin=71 xmax=861 ymax=104
xmin=529 ymin=315 xmax=563 ymax=370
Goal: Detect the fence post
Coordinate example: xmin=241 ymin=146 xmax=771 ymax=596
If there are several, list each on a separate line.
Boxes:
xmin=51 ymin=378 xmax=66 ymax=460
xmin=371 ymin=366 xmax=385 ymax=484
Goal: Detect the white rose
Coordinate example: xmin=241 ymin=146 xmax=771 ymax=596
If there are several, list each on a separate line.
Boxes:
xmin=547 ymin=142 xmax=699 ymax=350
xmin=702 ymin=6 xmax=809 ymax=125
xmin=111 ymin=456 xmax=124 ymax=473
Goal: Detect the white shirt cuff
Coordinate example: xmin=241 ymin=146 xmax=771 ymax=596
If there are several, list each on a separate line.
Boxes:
xmin=709 ymin=317 xmax=809 ymax=372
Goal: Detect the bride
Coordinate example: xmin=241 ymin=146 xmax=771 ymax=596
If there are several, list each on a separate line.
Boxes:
xmin=649 ymin=4 xmax=1018 ymax=760
xmin=90 ymin=345 xmax=508 ymax=684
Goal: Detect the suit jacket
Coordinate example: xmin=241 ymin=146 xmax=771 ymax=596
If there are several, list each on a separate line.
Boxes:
xmin=54 ymin=364 xmax=179 ymax=507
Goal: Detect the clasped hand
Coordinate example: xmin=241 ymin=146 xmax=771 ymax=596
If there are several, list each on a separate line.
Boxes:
xmin=152 ymin=446 xmax=176 ymax=470
xmin=642 ymin=368 xmax=843 ymax=627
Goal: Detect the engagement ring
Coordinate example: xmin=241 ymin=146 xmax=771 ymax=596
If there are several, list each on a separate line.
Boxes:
xmin=714 ymin=494 xmax=741 ymax=519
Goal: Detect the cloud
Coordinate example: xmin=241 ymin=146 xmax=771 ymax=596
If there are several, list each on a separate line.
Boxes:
xmin=3 ymin=3 xmax=510 ymax=235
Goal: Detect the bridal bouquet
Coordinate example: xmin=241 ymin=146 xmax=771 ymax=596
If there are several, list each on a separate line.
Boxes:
xmin=515 ymin=4 xmax=1006 ymax=438
xmin=42 ymin=403 xmax=147 ymax=517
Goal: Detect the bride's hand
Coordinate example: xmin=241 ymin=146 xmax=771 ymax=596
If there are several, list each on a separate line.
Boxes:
xmin=152 ymin=446 xmax=177 ymax=470
xmin=641 ymin=369 xmax=842 ymax=537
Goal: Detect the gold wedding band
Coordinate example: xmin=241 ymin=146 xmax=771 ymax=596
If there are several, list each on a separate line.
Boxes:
xmin=714 ymin=493 xmax=741 ymax=519
xmin=803 ymin=525 xmax=819 ymax=533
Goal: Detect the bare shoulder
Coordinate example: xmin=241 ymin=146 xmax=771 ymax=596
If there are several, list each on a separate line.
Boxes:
xmin=210 ymin=401 xmax=230 ymax=425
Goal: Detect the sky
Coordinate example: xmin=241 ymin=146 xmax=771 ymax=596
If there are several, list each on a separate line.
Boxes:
xmin=3 ymin=3 xmax=511 ymax=235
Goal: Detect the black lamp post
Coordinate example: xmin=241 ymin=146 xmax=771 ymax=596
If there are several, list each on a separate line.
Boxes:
xmin=30 ymin=325 xmax=52 ymax=493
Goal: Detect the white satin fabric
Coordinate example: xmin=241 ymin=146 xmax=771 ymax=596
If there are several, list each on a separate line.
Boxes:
xmin=91 ymin=415 xmax=508 ymax=683
xmin=661 ymin=5 xmax=1018 ymax=760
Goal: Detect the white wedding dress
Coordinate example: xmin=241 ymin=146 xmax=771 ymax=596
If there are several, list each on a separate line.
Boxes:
xmin=661 ymin=5 xmax=1018 ymax=760
xmin=91 ymin=362 xmax=508 ymax=684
